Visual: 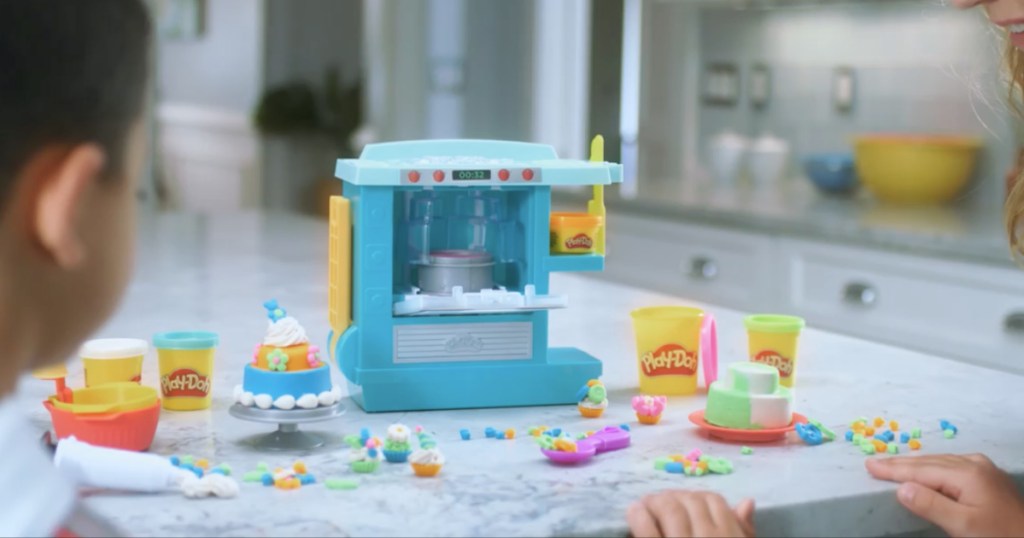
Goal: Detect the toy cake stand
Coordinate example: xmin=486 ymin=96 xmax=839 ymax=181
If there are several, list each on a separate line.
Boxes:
xmin=229 ymin=402 xmax=345 ymax=451
xmin=688 ymin=410 xmax=808 ymax=443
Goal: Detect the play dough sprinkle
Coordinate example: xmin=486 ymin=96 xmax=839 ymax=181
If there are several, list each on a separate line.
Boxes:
xmin=325 ymin=478 xmax=359 ymax=490
xmin=659 ymin=452 xmax=734 ymax=477
xmin=741 ymin=446 xmax=753 ymax=455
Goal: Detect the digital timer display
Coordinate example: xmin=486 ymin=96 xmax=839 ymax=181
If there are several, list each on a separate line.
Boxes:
xmin=452 ymin=170 xmax=491 ymax=181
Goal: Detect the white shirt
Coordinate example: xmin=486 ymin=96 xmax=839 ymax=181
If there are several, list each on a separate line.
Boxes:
xmin=0 ymin=396 xmax=77 ymax=537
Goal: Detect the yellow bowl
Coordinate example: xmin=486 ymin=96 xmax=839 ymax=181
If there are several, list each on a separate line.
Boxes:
xmin=852 ymin=135 xmax=982 ymax=204
xmin=51 ymin=382 xmax=158 ymax=415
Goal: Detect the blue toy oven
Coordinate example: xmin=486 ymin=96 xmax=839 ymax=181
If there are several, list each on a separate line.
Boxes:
xmin=328 ymin=139 xmax=621 ymax=412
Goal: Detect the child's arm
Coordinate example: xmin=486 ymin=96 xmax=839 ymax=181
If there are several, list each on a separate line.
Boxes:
xmin=867 ymin=454 xmax=1024 ymax=537
xmin=626 ymin=491 xmax=755 ymax=538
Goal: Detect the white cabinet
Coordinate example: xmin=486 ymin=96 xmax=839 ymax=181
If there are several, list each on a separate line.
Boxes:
xmin=779 ymin=238 xmax=1024 ymax=373
xmin=606 ymin=215 xmax=775 ymax=312
xmin=598 ymin=214 xmax=1024 ymax=372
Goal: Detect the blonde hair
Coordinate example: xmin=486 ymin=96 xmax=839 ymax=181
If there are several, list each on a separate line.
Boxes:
xmin=1007 ymin=42 xmax=1024 ymax=262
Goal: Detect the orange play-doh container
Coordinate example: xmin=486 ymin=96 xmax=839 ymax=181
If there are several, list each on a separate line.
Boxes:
xmin=44 ymin=399 xmax=160 ymax=451
xmin=550 ymin=212 xmax=603 ymax=254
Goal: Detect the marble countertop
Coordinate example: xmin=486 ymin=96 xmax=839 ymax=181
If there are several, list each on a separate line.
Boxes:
xmin=14 ymin=212 xmax=1024 ymax=537
xmin=554 ymin=179 xmax=1014 ymax=267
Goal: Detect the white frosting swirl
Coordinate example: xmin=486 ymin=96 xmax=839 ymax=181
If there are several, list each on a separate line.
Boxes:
xmin=579 ymin=398 xmax=609 ymax=410
xmin=386 ymin=424 xmax=411 ymax=444
xmin=179 ymin=474 xmax=240 ymax=499
xmin=409 ymin=448 xmax=445 ymax=466
xmin=263 ymin=317 xmax=308 ymax=346
xmin=349 ymin=447 xmax=384 ymax=463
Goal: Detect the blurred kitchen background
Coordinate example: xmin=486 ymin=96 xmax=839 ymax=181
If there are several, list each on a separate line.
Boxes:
xmin=146 ymin=0 xmax=1024 ymax=371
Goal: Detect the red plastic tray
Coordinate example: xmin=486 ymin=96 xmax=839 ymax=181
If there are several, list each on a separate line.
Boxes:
xmin=689 ymin=410 xmax=808 ymax=443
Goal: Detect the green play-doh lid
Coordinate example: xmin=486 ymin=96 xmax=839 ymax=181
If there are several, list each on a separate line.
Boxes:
xmin=153 ymin=331 xmax=219 ymax=350
xmin=744 ymin=314 xmax=805 ymax=334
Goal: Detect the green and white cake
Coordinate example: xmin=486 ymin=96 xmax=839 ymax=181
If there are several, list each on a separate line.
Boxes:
xmin=705 ymin=362 xmax=793 ymax=429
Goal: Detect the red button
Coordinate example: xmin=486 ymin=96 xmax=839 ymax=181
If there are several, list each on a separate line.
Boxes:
xmin=522 ymin=169 xmax=534 ymax=181
xmin=433 ymin=170 xmax=445 ymax=182
xmin=408 ymin=171 xmax=421 ymax=183
xmin=498 ymin=169 xmax=510 ymax=181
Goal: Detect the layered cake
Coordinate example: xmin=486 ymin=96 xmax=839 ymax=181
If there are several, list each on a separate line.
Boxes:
xmin=234 ymin=300 xmax=342 ymax=410
xmin=704 ymin=362 xmax=792 ymax=430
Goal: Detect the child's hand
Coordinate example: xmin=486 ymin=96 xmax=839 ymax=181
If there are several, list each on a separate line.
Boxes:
xmin=626 ymin=491 xmax=755 ymax=537
xmin=866 ymin=454 xmax=1024 ymax=537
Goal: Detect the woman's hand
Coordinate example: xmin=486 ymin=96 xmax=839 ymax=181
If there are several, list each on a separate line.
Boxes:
xmin=866 ymin=454 xmax=1024 ymax=537
xmin=627 ymin=490 xmax=755 ymax=538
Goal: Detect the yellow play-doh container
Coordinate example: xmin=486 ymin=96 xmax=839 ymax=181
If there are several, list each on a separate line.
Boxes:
xmin=153 ymin=331 xmax=219 ymax=411
xmin=550 ymin=212 xmax=603 ymax=254
xmin=744 ymin=315 xmax=805 ymax=388
xmin=80 ymin=339 xmax=147 ymax=387
xmin=630 ymin=307 xmax=707 ymax=396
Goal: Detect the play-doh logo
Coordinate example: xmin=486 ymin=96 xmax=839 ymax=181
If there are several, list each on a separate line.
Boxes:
xmin=564 ymin=233 xmax=593 ymax=250
xmin=445 ymin=333 xmax=484 ymax=353
xmin=753 ymin=351 xmax=793 ymax=377
xmin=161 ymin=369 xmax=210 ymax=398
xmin=640 ymin=344 xmax=697 ymax=377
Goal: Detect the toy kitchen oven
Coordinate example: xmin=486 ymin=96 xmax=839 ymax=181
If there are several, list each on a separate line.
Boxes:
xmin=328 ymin=137 xmax=622 ymax=412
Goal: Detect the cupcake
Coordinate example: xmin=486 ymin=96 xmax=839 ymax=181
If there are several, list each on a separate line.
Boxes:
xmin=409 ymin=447 xmax=445 ymax=477
xmin=632 ymin=395 xmax=667 ymax=425
xmin=349 ymin=438 xmax=383 ymax=473
xmin=383 ymin=424 xmax=413 ymax=463
xmin=577 ymin=379 xmax=608 ymax=418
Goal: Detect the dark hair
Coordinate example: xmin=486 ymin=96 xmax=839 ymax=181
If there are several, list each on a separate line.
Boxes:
xmin=0 ymin=0 xmax=151 ymax=204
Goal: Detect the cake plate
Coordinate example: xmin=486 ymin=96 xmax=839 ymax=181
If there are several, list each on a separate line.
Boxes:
xmin=229 ymin=402 xmax=345 ymax=451
xmin=689 ymin=410 xmax=808 ymax=443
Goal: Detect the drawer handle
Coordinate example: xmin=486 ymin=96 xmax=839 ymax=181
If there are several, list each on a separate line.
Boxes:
xmin=1006 ymin=312 xmax=1024 ymax=334
xmin=843 ymin=282 xmax=877 ymax=307
xmin=689 ymin=257 xmax=718 ymax=280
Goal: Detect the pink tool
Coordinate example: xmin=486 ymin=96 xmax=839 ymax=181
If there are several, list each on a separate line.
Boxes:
xmin=540 ymin=426 xmax=631 ymax=464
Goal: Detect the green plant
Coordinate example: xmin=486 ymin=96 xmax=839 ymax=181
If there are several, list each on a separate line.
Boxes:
xmin=253 ymin=67 xmax=362 ymax=157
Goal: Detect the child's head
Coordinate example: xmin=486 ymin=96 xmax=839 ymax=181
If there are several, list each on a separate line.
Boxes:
xmin=0 ymin=0 xmax=151 ymax=382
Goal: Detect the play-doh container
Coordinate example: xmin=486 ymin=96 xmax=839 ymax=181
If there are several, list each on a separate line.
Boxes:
xmin=44 ymin=398 xmax=160 ymax=451
xmin=80 ymin=338 xmax=147 ymax=387
xmin=50 ymin=382 xmax=158 ymax=415
xmin=153 ymin=331 xmax=219 ymax=411
xmin=744 ymin=314 xmax=805 ymax=388
xmin=549 ymin=212 xmax=603 ymax=254
xmin=630 ymin=306 xmax=717 ymax=396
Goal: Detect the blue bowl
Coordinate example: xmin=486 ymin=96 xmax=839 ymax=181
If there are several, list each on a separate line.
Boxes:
xmin=803 ymin=153 xmax=858 ymax=194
